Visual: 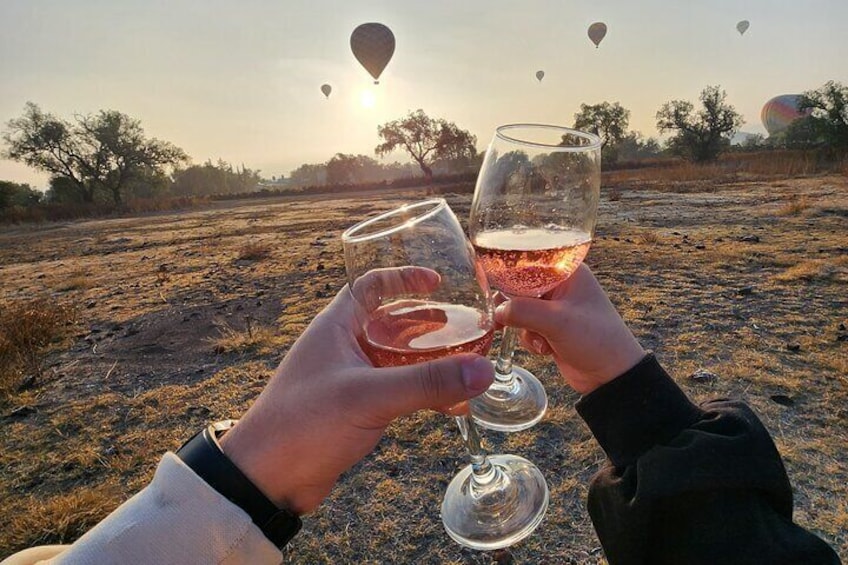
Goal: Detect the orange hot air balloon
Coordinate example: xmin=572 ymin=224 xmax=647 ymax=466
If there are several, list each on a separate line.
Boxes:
xmin=737 ymin=20 xmax=750 ymax=35
xmin=350 ymin=23 xmax=395 ymax=84
xmin=535 ymin=70 xmax=545 ymax=82
xmin=588 ymin=22 xmax=607 ymax=48
xmin=321 ymin=84 xmax=332 ymax=98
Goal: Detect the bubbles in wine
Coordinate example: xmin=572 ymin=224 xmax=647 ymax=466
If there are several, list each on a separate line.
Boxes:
xmin=474 ymin=227 xmax=591 ymax=297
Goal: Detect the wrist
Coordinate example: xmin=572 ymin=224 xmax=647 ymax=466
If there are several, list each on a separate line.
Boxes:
xmin=218 ymin=420 xmax=308 ymax=515
xmin=576 ymin=337 xmax=647 ymax=395
xmin=176 ymin=421 xmax=302 ymax=548
xmin=575 ymin=354 xmax=702 ymax=467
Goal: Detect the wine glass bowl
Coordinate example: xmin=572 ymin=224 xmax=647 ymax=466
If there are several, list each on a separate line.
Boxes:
xmin=343 ymin=199 xmax=494 ymax=366
xmin=342 ymin=198 xmax=549 ymax=551
xmin=469 ymin=124 xmax=601 ymax=432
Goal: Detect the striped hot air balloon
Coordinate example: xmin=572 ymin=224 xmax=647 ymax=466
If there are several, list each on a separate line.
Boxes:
xmin=761 ymin=95 xmax=812 ymax=135
xmin=350 ymin=23 xmax=395 ymax=84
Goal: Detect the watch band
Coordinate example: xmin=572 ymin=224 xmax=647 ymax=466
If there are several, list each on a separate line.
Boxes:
xmin=176 ymin=420 xmax=302 ymax=549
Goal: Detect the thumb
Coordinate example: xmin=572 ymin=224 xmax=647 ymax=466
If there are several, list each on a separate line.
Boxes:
xmin=368 ymin=354 xmax=494 ymax=420
xmin=494 ymin=297 xmax=561 ymax=337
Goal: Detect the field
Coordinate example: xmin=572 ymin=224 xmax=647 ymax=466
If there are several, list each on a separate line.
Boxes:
xmin=1 ymin=173 xmax=846 ymax=563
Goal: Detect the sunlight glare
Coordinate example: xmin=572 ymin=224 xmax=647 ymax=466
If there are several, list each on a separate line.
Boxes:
xmin=360 ymin=89 xmax=376 ymax=109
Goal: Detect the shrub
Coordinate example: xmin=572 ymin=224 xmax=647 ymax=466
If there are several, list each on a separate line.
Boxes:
xmin=0 ymin=298 xmax=76 ymax=397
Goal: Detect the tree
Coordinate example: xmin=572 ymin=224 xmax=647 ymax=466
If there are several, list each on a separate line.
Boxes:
xmin=375 ymin=110 xmax=476 ymax=180
xmin=616 ymin=132 xmax=663 ymax=161
xmin=289 ymin=163 xmax=327 ymax=187
xmin=573 ymin=102 xmax=630 ymax=163
xmin=797 ymin=80 xmax=848 ymax=153
xmin=2 ymin=103 xmax=188 ymax=205
xmin=171 ymin=160 xmax=261 ymax=196
xmin=0 ymin=181 xmax=41 ymax=209
xmin=326 ymin=154 xmax=384 ymax=185
xmin=656 ymin=86 xmax=744 ymax=162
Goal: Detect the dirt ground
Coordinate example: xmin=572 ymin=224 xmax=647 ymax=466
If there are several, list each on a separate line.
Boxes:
xmin=1 ymin=174 xmax=846 ymax=563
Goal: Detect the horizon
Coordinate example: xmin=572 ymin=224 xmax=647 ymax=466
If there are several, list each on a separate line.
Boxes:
xmin=1 ymin=0 xmax=846 ymax=189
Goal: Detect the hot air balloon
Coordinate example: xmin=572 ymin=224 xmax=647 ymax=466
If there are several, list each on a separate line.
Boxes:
xmin=321 ymin=84 xmax=332 ymax=98
xmin=736 ymin=20 xmax=750 ymax=35
xmin=535 ymin=70 xmax=545 ymax=82
xmin=350 ymin=23 xmax=395 ymax=84
xmin=761 ymin=95 xmax=812 ymax=136
xmin=588 ymin=22 xmax=607 ymax=48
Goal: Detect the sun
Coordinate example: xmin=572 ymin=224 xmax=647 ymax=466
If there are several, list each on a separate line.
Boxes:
xmin=360 ymin=89 xmax=376 ymax=109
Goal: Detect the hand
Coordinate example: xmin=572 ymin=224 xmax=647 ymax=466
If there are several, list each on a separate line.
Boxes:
xmin=219 ymin=277 xmax=494 ymax=515
xmin=494 ymin=264 xmax=645 ymax=395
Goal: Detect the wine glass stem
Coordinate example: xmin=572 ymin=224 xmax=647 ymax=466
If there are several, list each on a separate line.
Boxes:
xmin=454 ymin=415 xmax=496 ymax=485
xmin=494 ymin=325 xmax=519 ymax=385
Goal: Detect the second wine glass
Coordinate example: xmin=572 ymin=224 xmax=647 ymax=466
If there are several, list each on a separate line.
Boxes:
xmin=469 ymin=124 xmax=601 ymax=432
xmin=342 ymin=199 xmax=549 ymax=550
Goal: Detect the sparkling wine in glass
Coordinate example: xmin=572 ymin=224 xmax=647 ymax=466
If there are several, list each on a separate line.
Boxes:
xmin=469 ymin=124 xmax=601 ymax=432
xmin=342 ymin=199 xmax=549 ymax=550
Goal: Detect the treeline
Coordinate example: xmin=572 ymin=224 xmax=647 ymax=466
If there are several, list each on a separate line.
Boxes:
xmin=213 ymin=171 xmax=479 ymax=202
xmin=2 ymin=81 xmax=846 ymax=224
xmin=286 ymin=152 xmax=478 ymax=188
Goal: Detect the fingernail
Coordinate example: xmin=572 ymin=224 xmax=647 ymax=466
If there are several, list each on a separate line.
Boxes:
xmin=494 ymin=303 xmax=507 ymax=321
xmin=461 ymin=356 xmax=493 ymax=394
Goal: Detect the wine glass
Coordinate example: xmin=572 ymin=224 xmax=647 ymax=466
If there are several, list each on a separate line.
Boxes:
xmin=468 ymin=124 xmax=601 ymax=432
xmin=342 ymin=198 xmax=549 ymax=550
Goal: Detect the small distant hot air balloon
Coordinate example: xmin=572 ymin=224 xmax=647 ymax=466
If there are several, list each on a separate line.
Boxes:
xmin=588 ymin=22 xmax=607 ymax=48
xmin=321 ymin=84 xmax=332 ymax=98
xmin=761 ymin=95 xmax=812 ymax=136
xmin=736 ymin=20 xmax=750 ymax=35
xmin=535 ymin=70 xmax=545 ymax=82
xmin=350 ymin=23 xmax=395 ymax=84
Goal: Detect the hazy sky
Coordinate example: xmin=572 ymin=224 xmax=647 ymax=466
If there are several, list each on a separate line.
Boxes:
xmin=1 ymin=0 xmax=846 ymax=188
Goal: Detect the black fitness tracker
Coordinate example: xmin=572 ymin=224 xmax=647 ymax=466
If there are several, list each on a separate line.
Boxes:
xmin=176 ymin=420 xmax=302 ymax=549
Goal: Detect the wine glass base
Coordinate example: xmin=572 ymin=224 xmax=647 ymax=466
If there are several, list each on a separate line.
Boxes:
xmin=441 ymin=454 xmax=549 ymax=551
xmin=470 ymin=365 xmax=548 ymax=432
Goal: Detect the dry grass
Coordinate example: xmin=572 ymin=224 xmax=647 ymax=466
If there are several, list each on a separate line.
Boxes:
xmin=0 ymin=298 xmax=76 ymax=398
xmin=776 ymin=195 xmax=813 ymax=216
xmin=0 ymin=177 xmax=846 ymax=563
xmin=772 ymin=259 xmax=841 ymax=283
xmin=236 ymin=240 xmax=273 ymax=261
xmin=606 ymin=187 xmax=621 ymax=201
xmin=604 ymin=150 xmax=829 ymax=191
xmin=211 ymin=318 xmax=278 ymax=355
xmin=638 ymin=230 xmax=662 ymax=245
xmin=54 ymin=268 xmax=93 ymax=292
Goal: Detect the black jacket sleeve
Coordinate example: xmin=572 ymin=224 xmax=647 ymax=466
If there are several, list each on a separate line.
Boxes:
xmin=575 ymin=354 xmax=841 ymax=565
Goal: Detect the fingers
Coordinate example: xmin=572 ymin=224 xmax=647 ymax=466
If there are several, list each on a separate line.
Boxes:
xmin=438 ymin=401 xmax=470 ymax=417
xmin=365 ymin=354 xmax=493 ymax=420
xmin=350 ymin=266 xmax=441 ymax=312
xmin=519 ymin=329 xmax=552 ymax=355
xmin=494 ymin=297 xmax=562 ymax=337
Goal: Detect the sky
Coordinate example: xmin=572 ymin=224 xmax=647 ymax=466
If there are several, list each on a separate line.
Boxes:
xmin=1 ymin=0 xmax=846 ymax=189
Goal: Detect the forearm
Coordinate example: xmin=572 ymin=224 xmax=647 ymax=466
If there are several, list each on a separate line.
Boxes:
xmin=576 ymin=354 xmax=840 ymax=565
xmin=52 ymin=453 xmax=281 ymax=565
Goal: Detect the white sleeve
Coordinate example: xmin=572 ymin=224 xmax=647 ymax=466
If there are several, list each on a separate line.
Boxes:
xmin=51 ymin=452 xmax=283 ymax=565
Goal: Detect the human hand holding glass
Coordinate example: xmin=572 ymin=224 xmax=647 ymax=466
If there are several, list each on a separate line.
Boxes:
xmin=468 ymin=125 xmax=601 ymax=431
xmin=343 ymin=199 xmax=548 ymax=550
xmin=497 ymin=263 xmax=646 ymax=395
